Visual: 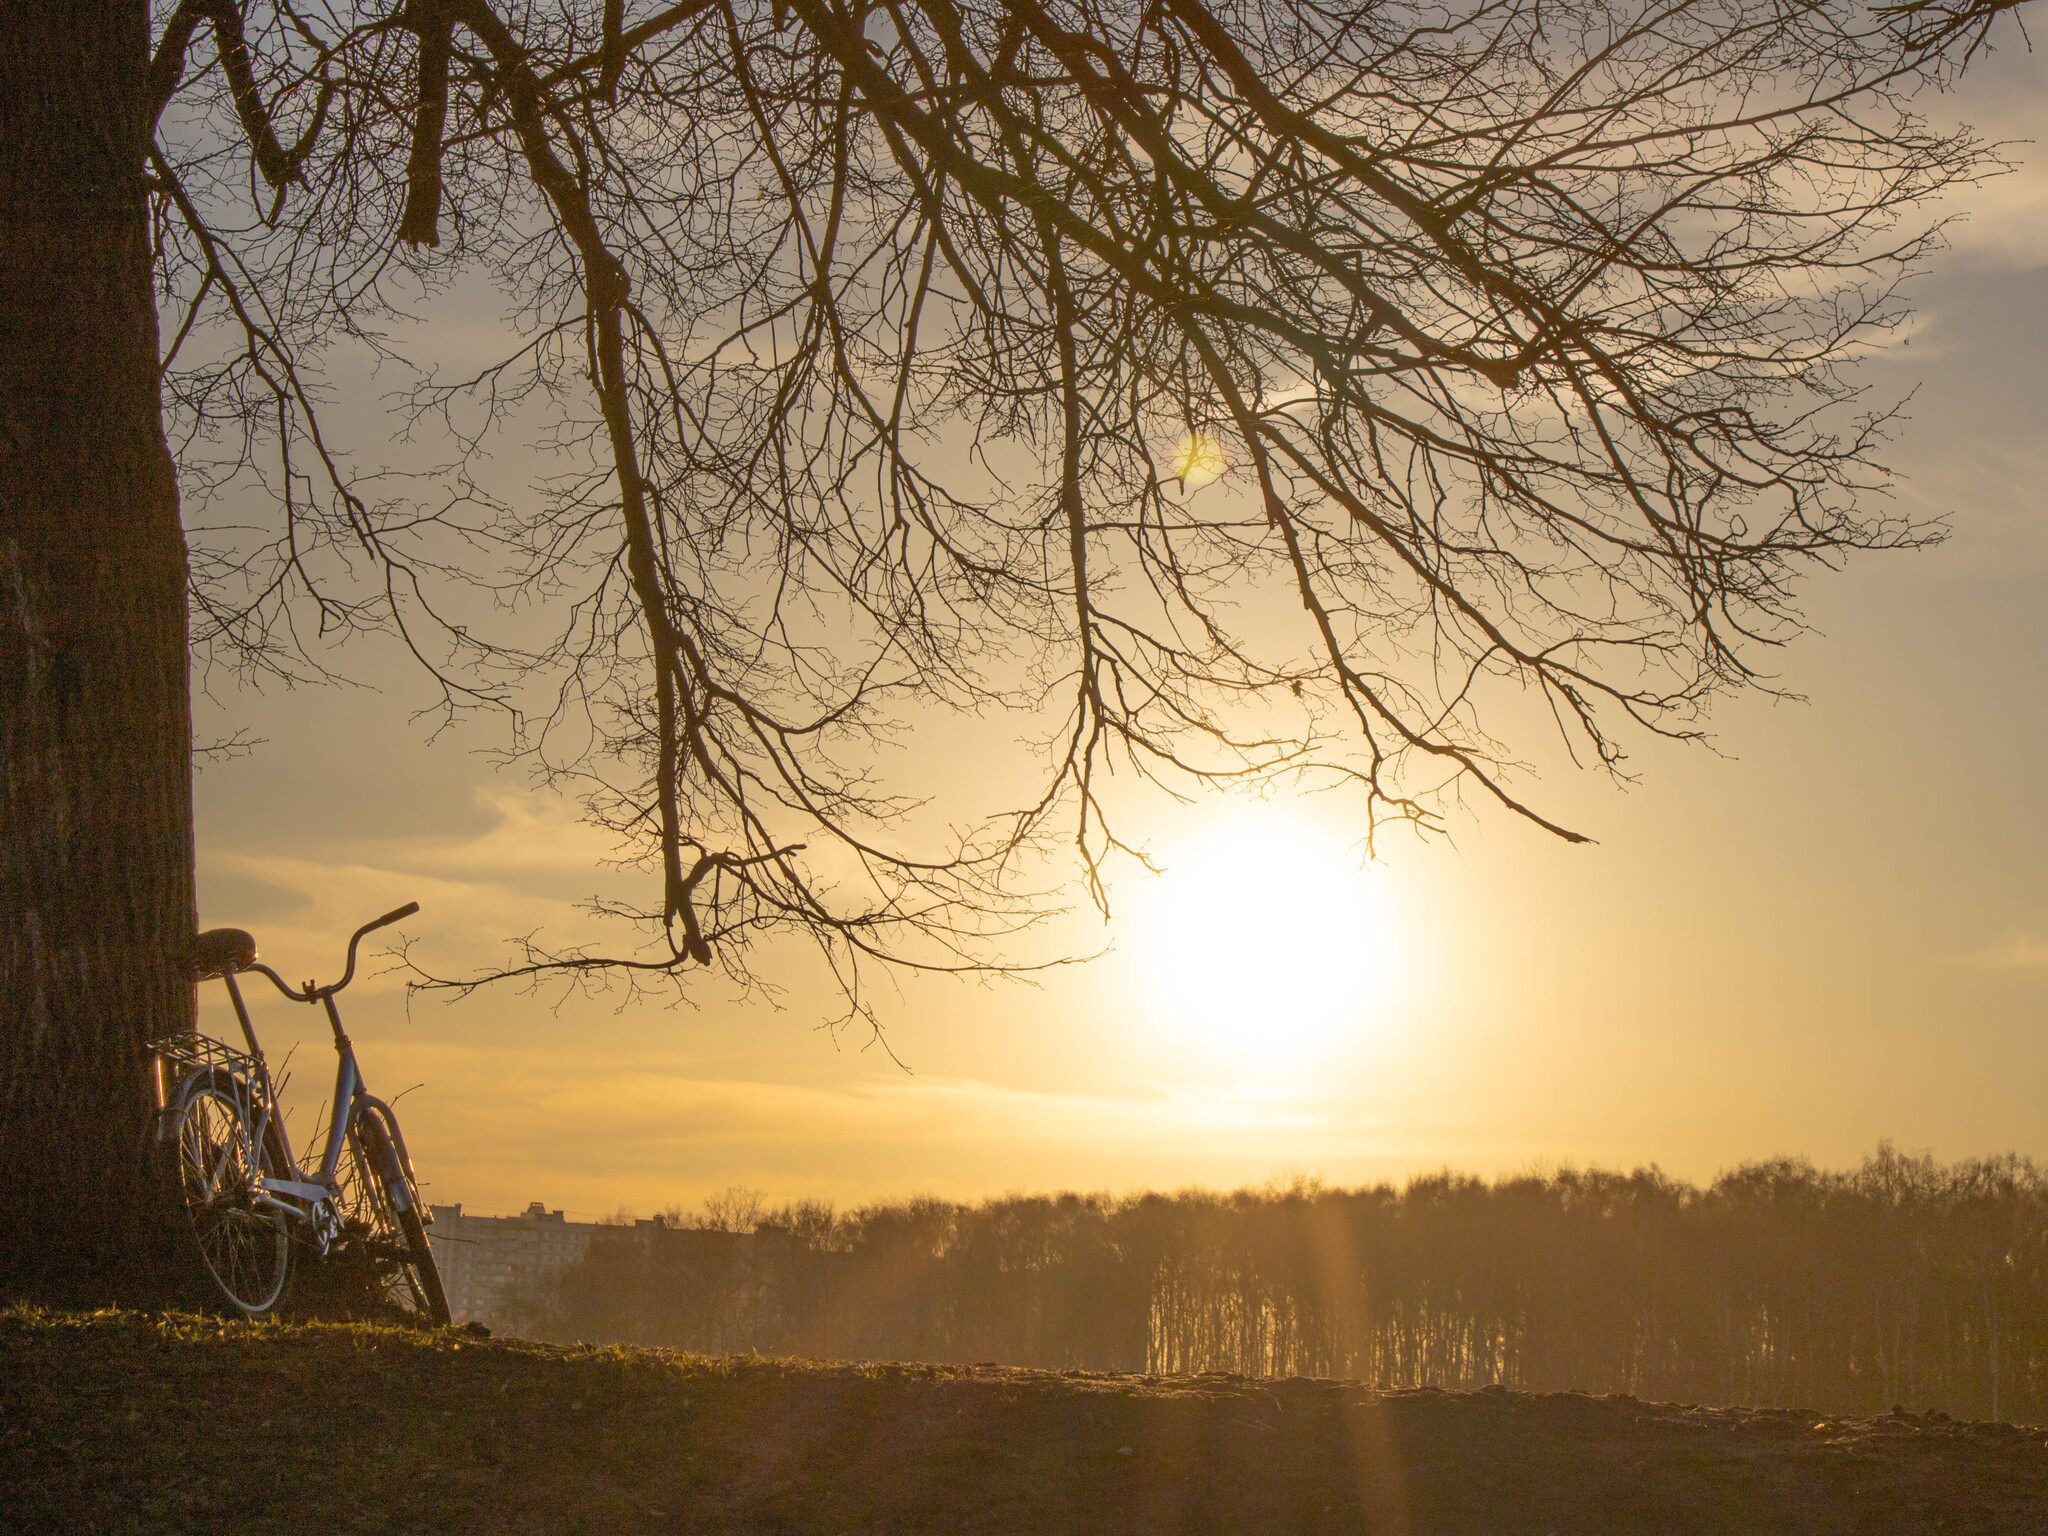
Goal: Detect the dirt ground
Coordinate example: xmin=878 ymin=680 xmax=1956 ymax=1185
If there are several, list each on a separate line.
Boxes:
xmin=6 ymin=1310 xmax=2046 ymax=1534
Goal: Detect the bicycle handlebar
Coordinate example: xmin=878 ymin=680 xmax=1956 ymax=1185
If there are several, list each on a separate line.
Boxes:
xmin=334 ymin=902 xmax=420 ymax=994
xmin=243 ymin=901 xmax=420 ymax=1001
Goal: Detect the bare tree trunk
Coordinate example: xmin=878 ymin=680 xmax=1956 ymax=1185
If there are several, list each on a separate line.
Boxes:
xmin=0 ymin=0 xmax=197 ymax=1302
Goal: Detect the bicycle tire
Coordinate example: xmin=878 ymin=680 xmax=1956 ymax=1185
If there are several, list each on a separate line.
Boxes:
xmin=154 ymin=1067 xmax=293 ymax=1317
xmin=335 ymin=1101 xmax=450 ymax=1326
xmin=396 ymin=1199 xmax=452 ymax=1327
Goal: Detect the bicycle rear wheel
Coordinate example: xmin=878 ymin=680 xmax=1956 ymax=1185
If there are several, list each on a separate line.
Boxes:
xmin=333 ymin=1101 xmax=450 ymax=1326
xmin=155 ymin=1068 xmax=293 ymax=1317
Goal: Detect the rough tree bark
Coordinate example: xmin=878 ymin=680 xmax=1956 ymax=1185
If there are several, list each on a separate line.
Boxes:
xmin=0 ymin=0 xmax=197 ymax=1302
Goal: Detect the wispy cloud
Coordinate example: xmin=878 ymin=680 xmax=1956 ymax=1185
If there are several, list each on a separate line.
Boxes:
xmin=1956 ymin=932 xmax=2048 ymax=971
xmin=198 ymin=784 xmax=657 ymax=996
xmin=364 ymin=786 xmax=633 ymax=881
xmin=1922 ymin=45 xmax=2048 ymax=272
xmin=349 ymin=1040 xmax=1445 ymax=1218
xmin=1933 ymin=170 xmax=2048 ymax=272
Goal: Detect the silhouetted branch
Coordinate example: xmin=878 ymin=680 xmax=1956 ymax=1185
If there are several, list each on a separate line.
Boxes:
xmin=148 ymin=0 xmax=2025 ymax=1013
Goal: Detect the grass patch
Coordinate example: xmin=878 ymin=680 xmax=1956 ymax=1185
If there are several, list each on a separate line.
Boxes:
xmin=6 ymin=1307 xmax=2046 ymax=1533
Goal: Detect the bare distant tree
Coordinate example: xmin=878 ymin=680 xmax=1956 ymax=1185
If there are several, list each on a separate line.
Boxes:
xmin=0 ymin=0 xmax=2025 ymax=1298
xmin=541 ymin=1152 xmax=2048 ymax=1416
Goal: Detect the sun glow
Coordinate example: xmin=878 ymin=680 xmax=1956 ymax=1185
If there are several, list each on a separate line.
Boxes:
xmin=1130 ymin=811 xmax=1400 ymax=1068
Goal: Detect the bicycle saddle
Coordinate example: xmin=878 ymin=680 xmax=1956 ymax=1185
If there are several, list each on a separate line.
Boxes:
xmin=192 ymin=927 xmax=258 ymax=979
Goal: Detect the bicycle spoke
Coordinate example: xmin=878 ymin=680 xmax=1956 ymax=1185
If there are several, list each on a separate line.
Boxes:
xmin=206 ymin=1134 xmax=235 ymax=1198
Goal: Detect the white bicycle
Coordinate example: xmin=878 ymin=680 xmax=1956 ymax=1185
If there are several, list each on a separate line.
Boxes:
xmin=152 ymin=902 xmax=449 ymax=1323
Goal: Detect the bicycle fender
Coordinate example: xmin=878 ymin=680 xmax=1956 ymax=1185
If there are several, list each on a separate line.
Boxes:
xmin=355 ymin=1099 xmax=415 ymax=1212
xmin=154 ymin=1066 xmax=253 ymax=1144
xmin=356 ymin=1096 xmax=423 ymax=1206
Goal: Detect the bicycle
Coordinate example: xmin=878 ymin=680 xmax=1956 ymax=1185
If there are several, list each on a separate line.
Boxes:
xmin=151 ymin=902 xmax=450 ymax=1324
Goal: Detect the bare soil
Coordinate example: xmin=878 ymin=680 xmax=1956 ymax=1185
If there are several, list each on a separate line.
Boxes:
xmin=6 ymin=1310 xmax=2045 ymax=1534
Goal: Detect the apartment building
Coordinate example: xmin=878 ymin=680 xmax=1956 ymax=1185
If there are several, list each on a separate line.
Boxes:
xmin=426 ymin=1200 xmax=598 ymax=1333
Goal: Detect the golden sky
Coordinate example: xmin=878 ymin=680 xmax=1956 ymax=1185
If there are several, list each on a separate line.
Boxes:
xmin=192 ymin=45 xmax=2048 ymax=1222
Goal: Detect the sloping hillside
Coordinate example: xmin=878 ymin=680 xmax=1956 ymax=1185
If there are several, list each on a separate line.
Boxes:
xmin=6 ymin=1309 xmax=2045 ymax=1534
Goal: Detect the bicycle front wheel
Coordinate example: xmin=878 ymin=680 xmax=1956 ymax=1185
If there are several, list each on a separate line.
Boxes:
xmin=156 ymin=1069 xmax=293 ymax=1317
xmin=334 ymin=1101 xmax=450 ymax=1326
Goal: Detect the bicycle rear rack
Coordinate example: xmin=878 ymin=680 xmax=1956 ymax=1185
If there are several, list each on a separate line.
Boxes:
xmin=149 ymin=1030 xmax=262 ymax=1110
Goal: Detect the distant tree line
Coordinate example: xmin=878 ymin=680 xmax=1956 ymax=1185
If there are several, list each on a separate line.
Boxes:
xmin=526 ymin=1146 xmax=2048 ymax=1420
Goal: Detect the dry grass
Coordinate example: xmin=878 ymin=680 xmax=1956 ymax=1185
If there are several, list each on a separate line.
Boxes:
xmin=6 ymin=1308 xmax=2046 ymax=1534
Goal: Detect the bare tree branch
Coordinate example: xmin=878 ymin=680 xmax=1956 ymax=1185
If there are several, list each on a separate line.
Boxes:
xmin=147 ymin=0 xmax=2025 ymax=1017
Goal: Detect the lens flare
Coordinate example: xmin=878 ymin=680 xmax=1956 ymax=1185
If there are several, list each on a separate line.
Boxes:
xmin=1170 ymin=430 xmax=1229 ymax=491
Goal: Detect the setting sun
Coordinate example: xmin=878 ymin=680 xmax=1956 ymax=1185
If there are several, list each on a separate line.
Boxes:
xmin=1131 ymin=811 xmax=1399 ymax=1065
